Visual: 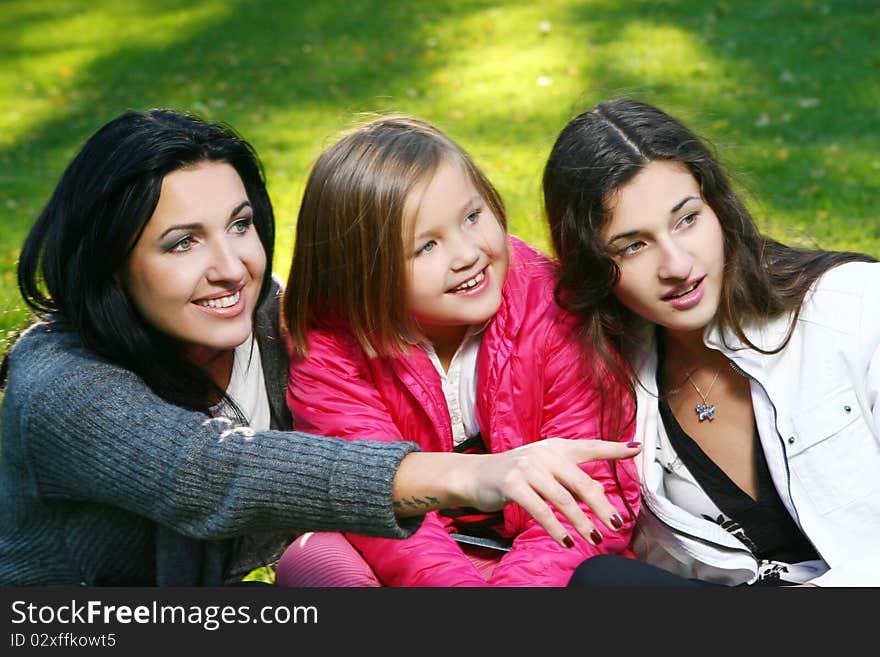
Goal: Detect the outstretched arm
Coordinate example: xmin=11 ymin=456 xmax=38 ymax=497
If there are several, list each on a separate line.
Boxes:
xmin=4 ymin=325 xmax=421 ymax=541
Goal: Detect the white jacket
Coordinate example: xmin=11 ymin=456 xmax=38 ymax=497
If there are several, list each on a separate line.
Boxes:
xmin=631 ymin=261 xmax=880 ymax=587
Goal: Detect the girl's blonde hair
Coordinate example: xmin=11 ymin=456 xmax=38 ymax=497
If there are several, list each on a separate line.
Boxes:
xmin=284 ymin=115 xmax=506 ymax=358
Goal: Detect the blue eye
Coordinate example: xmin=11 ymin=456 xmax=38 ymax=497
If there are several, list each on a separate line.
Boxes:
xmin=416 ymin=240 xmax=437 ymax=256
xmin=464 ymin=208 xmax=482 ymax=224
xmin=619 ymin=241 xmax=645 ymax=256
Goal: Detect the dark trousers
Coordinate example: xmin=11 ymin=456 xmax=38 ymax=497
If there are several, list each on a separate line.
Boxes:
xmin=568 ymin=554 xmax=719 ymax=588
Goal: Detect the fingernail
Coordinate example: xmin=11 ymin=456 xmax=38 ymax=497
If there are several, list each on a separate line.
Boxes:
xmin=562 ymin=535 xmax=575 ymax=549
xmin=626 ymin=441 xmax=641 ymax=448
xmin=590 ymin=529 xmax=603 ymax=545
xmin=609 ymin=513 xmax=624 ymax=530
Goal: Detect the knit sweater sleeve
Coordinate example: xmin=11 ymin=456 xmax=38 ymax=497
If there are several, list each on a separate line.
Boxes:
xmin=3 ymin=323 xmax=421 ymax=541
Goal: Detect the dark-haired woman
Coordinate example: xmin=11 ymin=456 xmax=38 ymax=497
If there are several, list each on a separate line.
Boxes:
xmin=544 ymin=98 xmax=879 ymax=587
xmin=0 ymin=108 xmax=638 ymax=586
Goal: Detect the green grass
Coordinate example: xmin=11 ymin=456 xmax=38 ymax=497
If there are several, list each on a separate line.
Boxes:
xmin=2 ymin=0 xmax=879 ymax=350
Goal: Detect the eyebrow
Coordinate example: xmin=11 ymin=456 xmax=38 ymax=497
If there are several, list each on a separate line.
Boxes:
xmin=412 ymin=194 xmax=483 ymax=240
xmin=158 ymin=201 xmax=252 ymax=239
xmin=606 ymin=195 xmax=700 ymax=244
xmin=460 ymin=194 xmax=483 ymax=213
xmin=670 ymin=195 xmax=698 ymax=214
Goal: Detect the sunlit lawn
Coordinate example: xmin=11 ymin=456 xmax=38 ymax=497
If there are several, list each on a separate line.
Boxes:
xmin=2 ymin=0 xmax=879 ymax=347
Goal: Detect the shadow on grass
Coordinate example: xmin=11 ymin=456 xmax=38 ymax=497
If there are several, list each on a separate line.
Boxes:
xmin=1 ymin=0 xmax=503 ymax=335
xmin=555 ymin=0 xmax=880 ymax=247
xmin=1 ymin=0 xmax=878 ymax=341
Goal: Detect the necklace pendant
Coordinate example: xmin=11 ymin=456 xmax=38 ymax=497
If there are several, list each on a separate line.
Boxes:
xmin=695 ymin=403 xmax=716 ymax=422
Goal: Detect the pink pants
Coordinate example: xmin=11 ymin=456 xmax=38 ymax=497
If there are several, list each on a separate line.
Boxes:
xmin=275 ymin=531 xmax=500 ymax=587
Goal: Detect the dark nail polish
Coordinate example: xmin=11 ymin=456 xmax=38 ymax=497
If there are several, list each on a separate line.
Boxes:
xmin=609 ymin=513 xmax=624 ymax=530
xmin=626 ymin=441 xmax=642 ymax=448
xmin=562 ymin=535 xmax=575 ymax=549
xmin=590 ymin=529 xmax=603 ymax=545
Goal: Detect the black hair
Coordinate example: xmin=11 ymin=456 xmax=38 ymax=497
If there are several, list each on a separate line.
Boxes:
xmin=3 ymin=109 xmax=275 ymax=415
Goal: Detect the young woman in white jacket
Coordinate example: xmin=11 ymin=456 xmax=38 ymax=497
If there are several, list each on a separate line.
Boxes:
xmin=543 ymin=98 xmax=880 ymax=587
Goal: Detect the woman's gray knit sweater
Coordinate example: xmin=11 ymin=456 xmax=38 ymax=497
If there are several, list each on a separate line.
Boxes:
xmin=0 ymin=290 xmax=420 ymax=586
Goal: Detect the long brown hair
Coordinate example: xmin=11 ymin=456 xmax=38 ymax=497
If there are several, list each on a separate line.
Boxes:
xmin=543 ymin=98 xmax=875 ymax=407
xmin=284 ymin=114 xmax=506 ymax=357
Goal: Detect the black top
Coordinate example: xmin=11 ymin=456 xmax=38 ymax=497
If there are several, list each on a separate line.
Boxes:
xmin=656 ymin=371 xmax=818 ymax=567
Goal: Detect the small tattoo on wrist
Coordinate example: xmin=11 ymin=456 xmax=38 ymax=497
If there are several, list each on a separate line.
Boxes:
xmin=392 ymin=495 xmax=441 ymax=509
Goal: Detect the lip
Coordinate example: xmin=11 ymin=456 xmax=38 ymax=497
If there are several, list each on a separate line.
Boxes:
xmin=662 ymin=276 xmax=704 ymax=310
xmin=446 ymin=267 xmax=489 ymax=296
xmin=192 ymin=285 xmax=247 ymax=318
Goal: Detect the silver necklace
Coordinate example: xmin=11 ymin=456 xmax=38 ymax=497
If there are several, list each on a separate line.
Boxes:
xmin=685 ymin=368 xmax=721 ymax=422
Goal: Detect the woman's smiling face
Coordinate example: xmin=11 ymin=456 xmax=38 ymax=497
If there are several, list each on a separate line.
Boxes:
xmin=120 ymin=161 xmax=266 ymax=364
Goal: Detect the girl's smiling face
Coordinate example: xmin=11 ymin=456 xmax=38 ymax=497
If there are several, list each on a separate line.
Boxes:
xmin=602 ymin=160 xmax=725 ymax=335
xmin=403 ymin=159 xmax=509 ymax=351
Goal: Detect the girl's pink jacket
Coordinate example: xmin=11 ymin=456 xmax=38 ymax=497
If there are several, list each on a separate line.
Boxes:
xmin=286 ymin=236 xmax=639 ymax=586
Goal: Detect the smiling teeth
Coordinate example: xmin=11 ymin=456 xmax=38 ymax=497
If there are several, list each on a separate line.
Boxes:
xmin=668 ymin=281 xmax=699 ymax=299
xmin=196 ymin=291 xmax=240 ymax=308
xmin=451 ymin=271 xmax=485 ymax=292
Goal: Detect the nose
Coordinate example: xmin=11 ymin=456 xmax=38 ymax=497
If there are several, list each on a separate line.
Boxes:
xmin=206 ymin=237 xmax=247 ymax=284
xmin=657 ymin=237 xmax=693 ymax=281
xmin=449 ymin=231 xmax=481 ymax=272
